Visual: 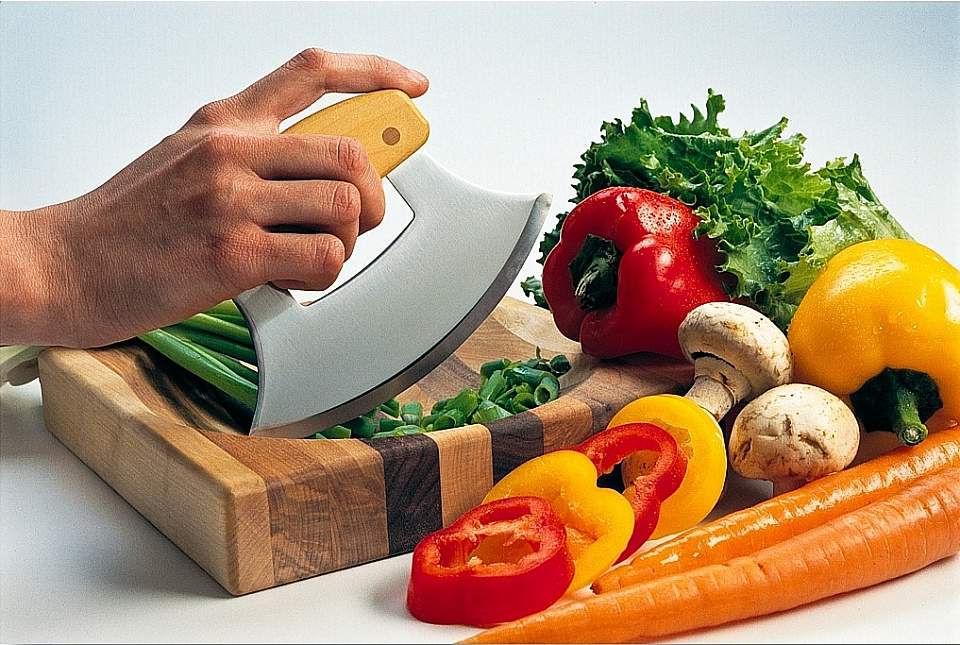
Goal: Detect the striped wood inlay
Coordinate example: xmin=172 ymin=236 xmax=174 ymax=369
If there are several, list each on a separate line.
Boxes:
xmin=38 ymin=297 xmax=693 ymax=594
xmin=362 ymin=434 xmax=443 ymax=554
xmin=202 ymin=433 xmax=390 ymax=582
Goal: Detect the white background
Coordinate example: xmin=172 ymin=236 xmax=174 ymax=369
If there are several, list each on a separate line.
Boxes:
xmin=2 ymin=2 xmax=959 ymax=643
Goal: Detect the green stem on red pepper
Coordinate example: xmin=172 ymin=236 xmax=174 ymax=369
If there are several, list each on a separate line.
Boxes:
xmin=569 ymin=234 xmax=621 ymax=311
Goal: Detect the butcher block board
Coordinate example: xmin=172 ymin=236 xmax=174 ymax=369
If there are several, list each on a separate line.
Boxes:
xmin=37 ymin=296 xmax=691 ymax=595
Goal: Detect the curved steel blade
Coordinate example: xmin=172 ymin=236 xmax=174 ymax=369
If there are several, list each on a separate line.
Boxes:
xmin=236 ymin=152 xmax=550 ymax=438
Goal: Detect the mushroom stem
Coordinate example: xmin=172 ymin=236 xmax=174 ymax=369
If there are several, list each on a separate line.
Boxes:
xmin=684 ymin=355 xmax=753 ymax=421
xmin=686 ymin=375 xmax=736 ymax=421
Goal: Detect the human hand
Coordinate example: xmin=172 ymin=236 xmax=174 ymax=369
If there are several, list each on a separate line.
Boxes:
xmin=0 ymin=49 xmax=428 ymax=347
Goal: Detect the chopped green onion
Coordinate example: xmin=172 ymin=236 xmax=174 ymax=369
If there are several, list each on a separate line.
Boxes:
xmin=344 ymin=416 xmax=377 ymax=439
xmin=513 ymin=391 xmax=537 ymax=410
xmin=401 ymin=401 xmax=423 ymax=425
xmin=378 ymin=418 xmax=404 ymax=434
xmin=479 ymin=370 xmax=508 ymax=401
xmin=380 ymin=399 xmax=401 ymax=417
xmin=321 ymin=425 xmax=352 ymax=439
xmin=441 ymin=408 xmax=466 ymax=427
xmin=534 ymin=374 xmax=561 ymax=405
xmin=549 ymin=354 xmax=572 ymax=375
xmin=471 ymin=400 xmax=512 ymax=424
xmin=430 ymin=413 xmax=459 ymax=431
xmin=445 ymin=389 xmax=479 ymax=418
xmin=480 ymin=358 xmax=511 ymax=380
xmin=507 ymin=365 xmax=552 ymax=387
xmin=375 ymin=424 xmax=423 ymax=437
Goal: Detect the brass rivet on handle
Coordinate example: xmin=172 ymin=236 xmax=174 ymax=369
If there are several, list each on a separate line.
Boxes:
xmin=382 ymin=127 xmax=401 ymax=145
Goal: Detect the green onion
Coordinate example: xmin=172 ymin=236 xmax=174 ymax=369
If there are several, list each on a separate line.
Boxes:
xmin=549 ymin=354 xmax=572 ymax=375
xmin=471 ymin=400 xmax=512 ymax=424
xmin=166 ymin=325 xmax=257 ymax=364
xmin=140 ymin=306 xmax=571 ymax=442
xmin=441 ymin=408 xmax=466 ymax=427
xmin=375 ymin=424 xmax=423 ymax=437
xmin=177 ymin=337 xmax=258 ymax=385
xmin=480 ymin=358 xmax=511 ymax=380
xmin=380 ymin=399 xmax=401 ymax=417
xmin=206 ymin=300 xmax=242 ymax=318
xmin=534 ymin=374 xmax=561 ymax=405
xmin=401 ymin=401 xmax=423 ymax=425
xmin=378 ymin=417 xmax=404 ymax=434
xmin=507 ymin=365 xmax=552 ymax=387
xmin=179 ymin=313 xmax=252 ymax=346
xmin=321 ymin=425 xmax=352 ymax=439
xmin=478 ymin=369 xmax=508 ymax=401
xmin=344 ymin=416 xmax=377 ymax=439
xmin=445 ymin=389 xmax=479 ymax=418
xmin=138 ymin=329 xmax=257 ymax=410
xmin=513 ymin=391 xmax=537 ymax=410
xmin=430 ymin=413 xmax=459 ymax=431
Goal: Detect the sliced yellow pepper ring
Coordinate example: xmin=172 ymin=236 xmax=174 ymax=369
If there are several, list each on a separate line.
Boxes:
xmin=483 ymin=450 xmax=634 ymax=592
xmin=612 ymin=394 xmax=726 ymax=538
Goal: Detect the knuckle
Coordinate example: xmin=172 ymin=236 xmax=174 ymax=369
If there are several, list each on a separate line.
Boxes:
xmin=207 ymin=226 xmax=261 ymax=290
xmin=370 ymin=55 xmax=392 ymax=76
xmin=365 ymin=200 xmax=386 ymax=230
xmin=203 ymin=174 xmax=241 ymax=212
xmin=329 ymin=182 xmax=361 ymax=222
xmin=288 ymin=47 xmax=328 ymax=74
xmin=190 ymin=100 xmax=231 ymax=125
xmin=311 ymin=236 xmax=345 ymax=287
xmin=334 ymin=136 xmax=368 ymax=177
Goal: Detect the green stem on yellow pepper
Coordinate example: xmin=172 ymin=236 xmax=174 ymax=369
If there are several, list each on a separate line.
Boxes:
xmin=891 ymin=387 xmax=927 ymax=446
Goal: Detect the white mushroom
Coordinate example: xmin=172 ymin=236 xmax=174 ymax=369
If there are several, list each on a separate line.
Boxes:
xmin=729 ymin=383 xmax=860 ymax=495
xmin=677 ymin=302 xmax=793 ymax=420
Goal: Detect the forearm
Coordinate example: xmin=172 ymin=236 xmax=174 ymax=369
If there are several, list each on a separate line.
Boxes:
xmin=0 ymin=204 xmax=78 ymax=346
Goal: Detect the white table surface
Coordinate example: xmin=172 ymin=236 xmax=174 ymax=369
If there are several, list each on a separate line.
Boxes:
xmin=2 ymin=2 xmax=959 ymax=643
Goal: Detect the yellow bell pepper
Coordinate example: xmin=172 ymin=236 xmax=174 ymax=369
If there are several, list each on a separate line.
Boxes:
xmin=788 ymin=239 xmax=960 ymax=444
xmin=611 ymin=394 xmax=727 ymax=538
xmin=483 ymin=450 xmax=634 ymax=592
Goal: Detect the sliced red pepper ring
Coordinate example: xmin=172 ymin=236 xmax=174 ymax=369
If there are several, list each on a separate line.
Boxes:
xmin=574 ymin=422 xmax=687 ymax=560
xmin=406 ymin=496 xmax=574 ymax=627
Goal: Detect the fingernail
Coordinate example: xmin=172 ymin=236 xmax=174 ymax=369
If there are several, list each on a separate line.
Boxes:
xmin=411 ymin=69 xmax=429 ymax=85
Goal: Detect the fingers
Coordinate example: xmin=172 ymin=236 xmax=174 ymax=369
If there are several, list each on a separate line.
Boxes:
xmin=260 ymin=232 xmax=347 ymax=292
xmin=247 ymin=134 xmax=385 ymax=234
xmin=247 ymin=179 xmax=362 ymax=257
xmin=227 ymin=48 xmax=428 ymax=124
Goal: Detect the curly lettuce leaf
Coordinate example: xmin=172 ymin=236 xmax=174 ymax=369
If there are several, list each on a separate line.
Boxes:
xmin=527 ymin=91 xmax=909 ymax=329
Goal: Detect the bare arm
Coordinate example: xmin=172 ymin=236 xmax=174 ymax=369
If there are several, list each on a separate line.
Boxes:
xmin=0 ymin=49 xmax=428 ymax=347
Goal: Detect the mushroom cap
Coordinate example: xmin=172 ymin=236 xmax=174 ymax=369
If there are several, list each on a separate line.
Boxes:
xmin=729 ymin=383 xmax=860 ymax=484
xmin=678 ymin=302 xmax=793 ymax=400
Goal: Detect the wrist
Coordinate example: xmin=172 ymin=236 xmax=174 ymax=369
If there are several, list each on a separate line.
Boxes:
xmin=0 ymin=202 xmax=81 ymax=346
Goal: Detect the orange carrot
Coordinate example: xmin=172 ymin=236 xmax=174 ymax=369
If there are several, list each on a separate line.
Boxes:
xmin=464 ymin=467 xmax=960 ymax=644
xmin=593 ymin=427 xmax=960 ymax=593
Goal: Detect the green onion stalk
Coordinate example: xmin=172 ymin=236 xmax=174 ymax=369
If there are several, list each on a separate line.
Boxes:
xmin=138 ymin=301 xmax=572 ymax=440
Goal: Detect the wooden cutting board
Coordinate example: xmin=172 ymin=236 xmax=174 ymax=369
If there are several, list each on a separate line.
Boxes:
xmin=37 ymin=296 xmax=691 ymax=595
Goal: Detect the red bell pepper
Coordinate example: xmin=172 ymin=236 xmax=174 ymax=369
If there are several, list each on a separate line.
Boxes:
xmin=542 ymin=187 xmax=729 ymax=359
xmin=406 ymin=496 xmax=574 ymax=626
xmin=574 ymin=422 xmax=687 ymax=560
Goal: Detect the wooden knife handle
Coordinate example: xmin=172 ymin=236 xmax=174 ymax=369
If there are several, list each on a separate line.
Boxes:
xmin=281 ymin=89 xmax=429 ymax=177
